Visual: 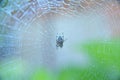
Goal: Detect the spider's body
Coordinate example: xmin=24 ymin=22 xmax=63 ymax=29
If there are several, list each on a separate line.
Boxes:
xmin=56 ymin=33 xmax=64 ymax=48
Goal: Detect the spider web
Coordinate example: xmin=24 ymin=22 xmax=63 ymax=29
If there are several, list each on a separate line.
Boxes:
xmin=0 ymin=0 xmax=120 ymax=80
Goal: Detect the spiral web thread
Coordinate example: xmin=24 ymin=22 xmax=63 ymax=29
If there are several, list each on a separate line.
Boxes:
xmin=0 ymin=0 xmax=120 ymax=80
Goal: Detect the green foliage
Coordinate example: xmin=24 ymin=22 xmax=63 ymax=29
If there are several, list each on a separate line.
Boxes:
xmin=74 ymin=39 xmax=120 ymax=80
xmin=0 ymin=59 xmax=25 ymax=80
xmin=81 ymin=39 xmax=120 ymax=70
xmin=0 ymin=39 xmax=120 ymax=80
xmin=58 ymin=66 xmax=108 ymax=80
xmin=30 ymin=68 xmax=55 ymax=80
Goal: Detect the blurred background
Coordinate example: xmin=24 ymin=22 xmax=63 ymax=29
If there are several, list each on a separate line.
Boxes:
xmin=0 ymin=0 xmax=120 ymax=80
